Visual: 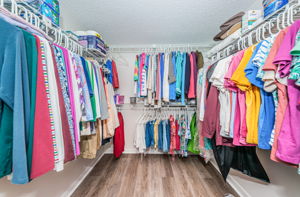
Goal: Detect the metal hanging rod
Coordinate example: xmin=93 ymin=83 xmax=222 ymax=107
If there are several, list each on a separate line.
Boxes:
xmin=207 ymin=0 xmax=300 ymax=61
xmin=110 ymin=44 xmax=210 ymax=53
xmin=0 ymin=0 xmax=106 ymax=60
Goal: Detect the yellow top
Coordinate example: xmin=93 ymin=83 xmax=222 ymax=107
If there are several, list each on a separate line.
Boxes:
xmin=245 ymin=86 xmax=261 ymax=144
xmin=231 ymin=45 xmax=256 ymax=91
xmin=231 ymin=45 xmax=261 ymax=144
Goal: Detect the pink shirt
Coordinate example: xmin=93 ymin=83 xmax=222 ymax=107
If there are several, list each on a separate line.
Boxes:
xmin=224 ymin=50 xmax=245 ymax=92
xmin=275 ymin=20 xmax=300 ymax=164
xmin=271 ymin=83 xmax=287 ymax=162
xmin=260 ymin=28 xmax=289 ymax=162
xmin=188 ymin=53 xmax=196 ymax=98
xmin=274 ymin=20 xmax=300 ymax=78
xmin=31 ymin=36 xmax=54 ymax=179
xmin=263 ymin=27 xmax=290 ymax=93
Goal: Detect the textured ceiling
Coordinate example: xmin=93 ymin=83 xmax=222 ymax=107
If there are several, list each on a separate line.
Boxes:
xmin=60 ymin=0 xmax=261 ymax=47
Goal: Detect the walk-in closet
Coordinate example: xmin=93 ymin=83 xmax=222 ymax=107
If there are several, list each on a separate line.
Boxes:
xmin=0 ymin=0 xmax=300 ymax=197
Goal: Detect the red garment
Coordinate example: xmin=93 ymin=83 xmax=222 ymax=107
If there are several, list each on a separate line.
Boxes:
xmin=113 ymin=112 xmax=125 ymax=158
xmin=169 ymin=115 xmax=177 ymax=155
xmin=202 ymin=85 xmax=219 ymax=139
xmin=188 ymin=53 xmax=195 ymax=98
xmin=111 ymin=60 xmax=119 ymax=89
xmin=175 ymin=119 xmax=180 ymax=150
xmin=30 ymin=36 xmax=54 ymax=179
xmin=50 ymin=46 xmax=74 ymax=163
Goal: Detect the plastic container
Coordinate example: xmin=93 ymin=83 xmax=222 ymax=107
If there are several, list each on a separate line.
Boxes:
xmin=24 ymin=0 xmax=60 ymax=26
xmin=43 ymin=0 xmax=59 ymax=13
xmin=242 ymin=10 xmax=262 ymax=33
xmin=75 ymin=31 xmax=107 ymax=54
xmin=40 ymin=3 xmax=59 ymax=26
xmin=263 ymin=0 xmax=288 ymax=18
xmin=77 ymin=35 xmax=105 ymax=51
xmin=114 ymin=95 xmax=125 ymax=105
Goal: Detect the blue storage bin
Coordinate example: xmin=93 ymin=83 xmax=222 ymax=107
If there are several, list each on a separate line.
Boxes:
xmin=43 ymin=0 xmax=60 ymax=14
xmin=40 ymin=3 xmax=60 ymax=26
xmin=263 ymin=0 xmax=288 ymax=18
xmin=25 ymin=0 xmax=60 ymax=26
xmin=79 ymin=35 xmax=106 ymax=52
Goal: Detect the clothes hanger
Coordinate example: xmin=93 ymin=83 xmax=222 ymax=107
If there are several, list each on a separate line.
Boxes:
xmin=288 ymin=4 xmax=298 ymax=26
xmin=237 ymin=38 xmax=242 ymax=51
xmin=242 ymin=36 xmax=246 ymax=49
xmin=280 ymin=11 xmax=287 ymax=30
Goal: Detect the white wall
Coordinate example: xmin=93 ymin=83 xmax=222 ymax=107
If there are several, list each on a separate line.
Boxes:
xmin=112 ymin=51 xmax=300 ymax=197
xmin=0 ymin=143 xmax=111 ymax=197
xmin=112 ymin=52 xmax=145 ymax=153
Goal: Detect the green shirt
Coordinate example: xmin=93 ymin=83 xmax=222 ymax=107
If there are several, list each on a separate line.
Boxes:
xmin=22 ymin=30 xmax=38 ymax=177
xmin=187 ymin=113 xmax=200 ymax=154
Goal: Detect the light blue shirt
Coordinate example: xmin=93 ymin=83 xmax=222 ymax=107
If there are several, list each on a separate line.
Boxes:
xmin=245 ymin=42 xmax=275 ymax=150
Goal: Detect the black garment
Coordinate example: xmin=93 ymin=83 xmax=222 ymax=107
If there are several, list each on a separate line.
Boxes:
xmin=211 ymin=138 xmax=270 ymax=182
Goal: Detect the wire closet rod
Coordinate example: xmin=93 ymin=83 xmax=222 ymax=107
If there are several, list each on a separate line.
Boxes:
xmin=207 ymin=0 xmax=300 ymax=61
xmin=110 ymin=44 xmax=210 ymax=53
xmin=0 ymin=0 xmax=106 ymax=60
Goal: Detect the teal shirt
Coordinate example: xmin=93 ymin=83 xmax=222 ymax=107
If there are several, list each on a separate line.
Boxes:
xmin=0 ymin=18 xmax=30 ymax=184
xmin=22 ymin=30 xmax=38 ymax=178
xmin=175 ymin=52 xmax=183 ymax=96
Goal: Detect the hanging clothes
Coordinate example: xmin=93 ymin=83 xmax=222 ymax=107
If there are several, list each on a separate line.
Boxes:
xmin=187 ymin=113 xmax=200 ymax=154
xmin=0 ymin=18 xmax=30 ymax=184
xmin=113 ymin=112 xmax=125 ymax=158
xmin=30 ymin=36 xmax=55 ymax=180
xmin=22 ymin=30 xmax=38 ymax=178
xmin=275 ymin=20 xmax=300 ymax=165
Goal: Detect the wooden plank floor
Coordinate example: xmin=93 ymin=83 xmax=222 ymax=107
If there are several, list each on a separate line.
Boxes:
xmin=72 ymin=154 xmax=239 ymax=197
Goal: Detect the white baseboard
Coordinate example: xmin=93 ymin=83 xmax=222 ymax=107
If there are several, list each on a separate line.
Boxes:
xmin=63 ymin=143 xmax=112 ymax=197
xmin=210 ymin=160 xmax=251 ymax=197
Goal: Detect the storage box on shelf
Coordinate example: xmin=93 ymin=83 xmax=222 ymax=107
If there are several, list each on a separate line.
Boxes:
xmin=208 ymin=0 xmax=298 ymax=60
xmin=75 ymin=30 xmax=108 ymax=57
xmin=242 ymin=10 xmax=262 ymax=33
xmin=263 ymin=0 xmax=289 ymax=18
xmin=23 ymin=0 xmax=60 ymax=26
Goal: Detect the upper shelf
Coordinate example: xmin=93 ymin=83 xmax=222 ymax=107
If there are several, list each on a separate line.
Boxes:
xmin=207 ymin=0 xmax=300 ymax=59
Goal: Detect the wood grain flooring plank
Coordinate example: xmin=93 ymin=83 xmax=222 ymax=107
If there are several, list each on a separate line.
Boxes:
xmin=71 ymin=155 xmax=114 ymax=197
xmin=89 ymin=156 xmax=124 ymax=197
xmin=133 ymin=156 xmax=150 ymax=197
xmin=117 ymin=155 xmax=140 ymax=197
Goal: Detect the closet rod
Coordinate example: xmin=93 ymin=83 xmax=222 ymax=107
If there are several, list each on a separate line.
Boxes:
xmin=110 ymin=44 xmax=210 ymax=53
xmin=207 ymin=0 xmax=300 ymax=61
xmin=118 ymin=107 xmax=197 ymax=111
xmin=0 ymin=0 xmax=106 ymax=60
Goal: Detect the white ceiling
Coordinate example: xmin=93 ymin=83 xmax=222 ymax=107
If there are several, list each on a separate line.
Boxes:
xmin=60 ymin=0 xmax=261 ymax=47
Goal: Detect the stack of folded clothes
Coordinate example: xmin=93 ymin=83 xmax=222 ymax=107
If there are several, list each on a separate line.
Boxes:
xmin=213 ymin=12 xmax=245 ymax=41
